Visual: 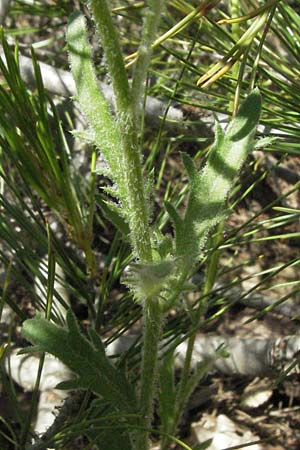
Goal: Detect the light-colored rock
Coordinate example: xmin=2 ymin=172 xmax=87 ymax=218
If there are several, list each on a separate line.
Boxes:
xmin=191 ymin=414 xmax=261 ymax=450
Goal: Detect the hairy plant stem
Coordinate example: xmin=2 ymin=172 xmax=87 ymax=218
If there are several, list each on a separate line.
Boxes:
xmin=129 ymin=2 xmax=166 ymax=448
xmin=89 ymin=0 xmax=131 ymax=114
xmin=133 ymin=298 xmax=162 ymax=450
xmin=131 ymin=0 xmax=166 ymax=129
xmin=88 ymin=3 xmax=165 ymax=449
xmin=89 ymin=0 xmax=152 ymax=261
xmin=160 ymin=266 xmax=201 ymax=450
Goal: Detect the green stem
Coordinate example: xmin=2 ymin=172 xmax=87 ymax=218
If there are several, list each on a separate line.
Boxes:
xmin=89 ymin=0 xmax=131 ymax=114
xmin=131 ymin=0 xmax=166 ymax=128
xmin=232 ymin=45 xmax=251 ymax=116
xmin=134 ymin=297 xmax=162 ymax=450
xmin=160 ymin=331 xmax=195 ymax=450
xmin=230 ymin=0 xmax=240 ymax=113
xmin=230 ymin=0 xmax=240 ymax=42
xmin=86 ymin=5 xmax=166 ymax=449
xmin=202 ymin=222 xmax=224 ymax=302
xmin=249 ymin=5 xmax=277 ymax=91
xmin=84 ymin=146 xmax=97 ymax=277
xmin=87 ymin=146 xmax=97 ymax=244
xmin=89 ymin=0 xmax=152 ymax=261
xmin=121 ymin=119 xmax=153 ymax=262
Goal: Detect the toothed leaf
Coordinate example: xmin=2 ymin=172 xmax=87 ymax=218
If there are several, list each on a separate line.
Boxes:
xmin=22 ymin=310 xmax=137 ymax=414
xmin=254 ymin=136 xmax=277 ymax=149
xmin=88 ymin=328 xmax=106 ymax=355
xmin=101 ymin=185 xmax=121 ymax=200
xmin=181 ymin=152 xmax=200 ymax=186
xmin=176 ymin=89 xmax=261 ymax=259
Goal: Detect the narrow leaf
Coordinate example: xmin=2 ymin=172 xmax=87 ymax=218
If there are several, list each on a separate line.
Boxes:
xmin=181 ymin=152 xmax=200 ymax=185
xmin=67 ymin=12 xmax=127 ymax=208
xmin=177 ymin=89 xmax=261 ymax=259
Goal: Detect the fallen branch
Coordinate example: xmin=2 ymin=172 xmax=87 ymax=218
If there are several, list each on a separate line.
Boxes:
xmin=4 ymin=53 xmax=187 ymax=131
xmin=216 ymin=283 xmax=300 ymax=319
xmin=239 ymin=291 xmax=300 ymax=319
xmin=10 ymin=333 xmax=300 ymax=393
xmin=106 ymin=333 xmax=300 ymax=377
xmin=175 ymin=334 xmax=300 ymax=376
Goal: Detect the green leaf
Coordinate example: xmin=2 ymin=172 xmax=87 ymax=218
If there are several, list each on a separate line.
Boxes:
xmin=88 ymin=327 xmax=107 ymax=356
xmin=254 ymin=136 xmax=277 ymax=149
xmin=88 ymin=423 xmax=133 ymax=450
xmin=67 ymin=12 xmax=127 ymax=210
xmin=174 ymin=89 xmax=262 ymax=260
xmin=122 ymin=259 xmax=176 ymax=301
xmin=21 ymin=310 xmax=137 ymax=415
xmin=181 ymin=151 xmax=201 ymax=185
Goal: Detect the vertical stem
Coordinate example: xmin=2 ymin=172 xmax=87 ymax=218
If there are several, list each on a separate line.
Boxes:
xmin=160 ymin=330 xmax=195 ymax=450
xmin=87 ymin=146 xmax=97 ymax=244
xmin=232 ymin=46 xmax=251 ymax=116
xmin=89 ymin=0 xmax=131 ymax=114
xmin=87 ymin=4 xmax=166 ymax=449
xmin=230 ymin=0 xmax=239 ymax=42
xmin=230 ymin=0 xmax=240 ymax=114
xmin=130 ymin=4 xmax=167 ymax=446
xmin=121 ymin=121 xmax=153 ymax=262
xmin=134 ymin=298 xmax=162 ymax=450
xmin=249 ymin=5 xmax=277 ymax=91
xmin=131 ymin=0 xmax=166 ymax=128
xmin=84 ymin=146 xmax=97 ymax=277
xmin=89 ymin=0 xmax=152 ymax=262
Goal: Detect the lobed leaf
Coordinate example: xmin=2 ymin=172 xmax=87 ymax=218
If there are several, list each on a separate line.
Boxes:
xmin=22 ymin=310 xmax=137 ymax=415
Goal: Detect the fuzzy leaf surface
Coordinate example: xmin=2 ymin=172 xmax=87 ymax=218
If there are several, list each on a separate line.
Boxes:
xmin=171 ymin=89 xmax=262 ymax=260
xmin=21 ymin=310 xmax=137 ymax=414
xmin=67 ymin=12 xmax=128 ymax=210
